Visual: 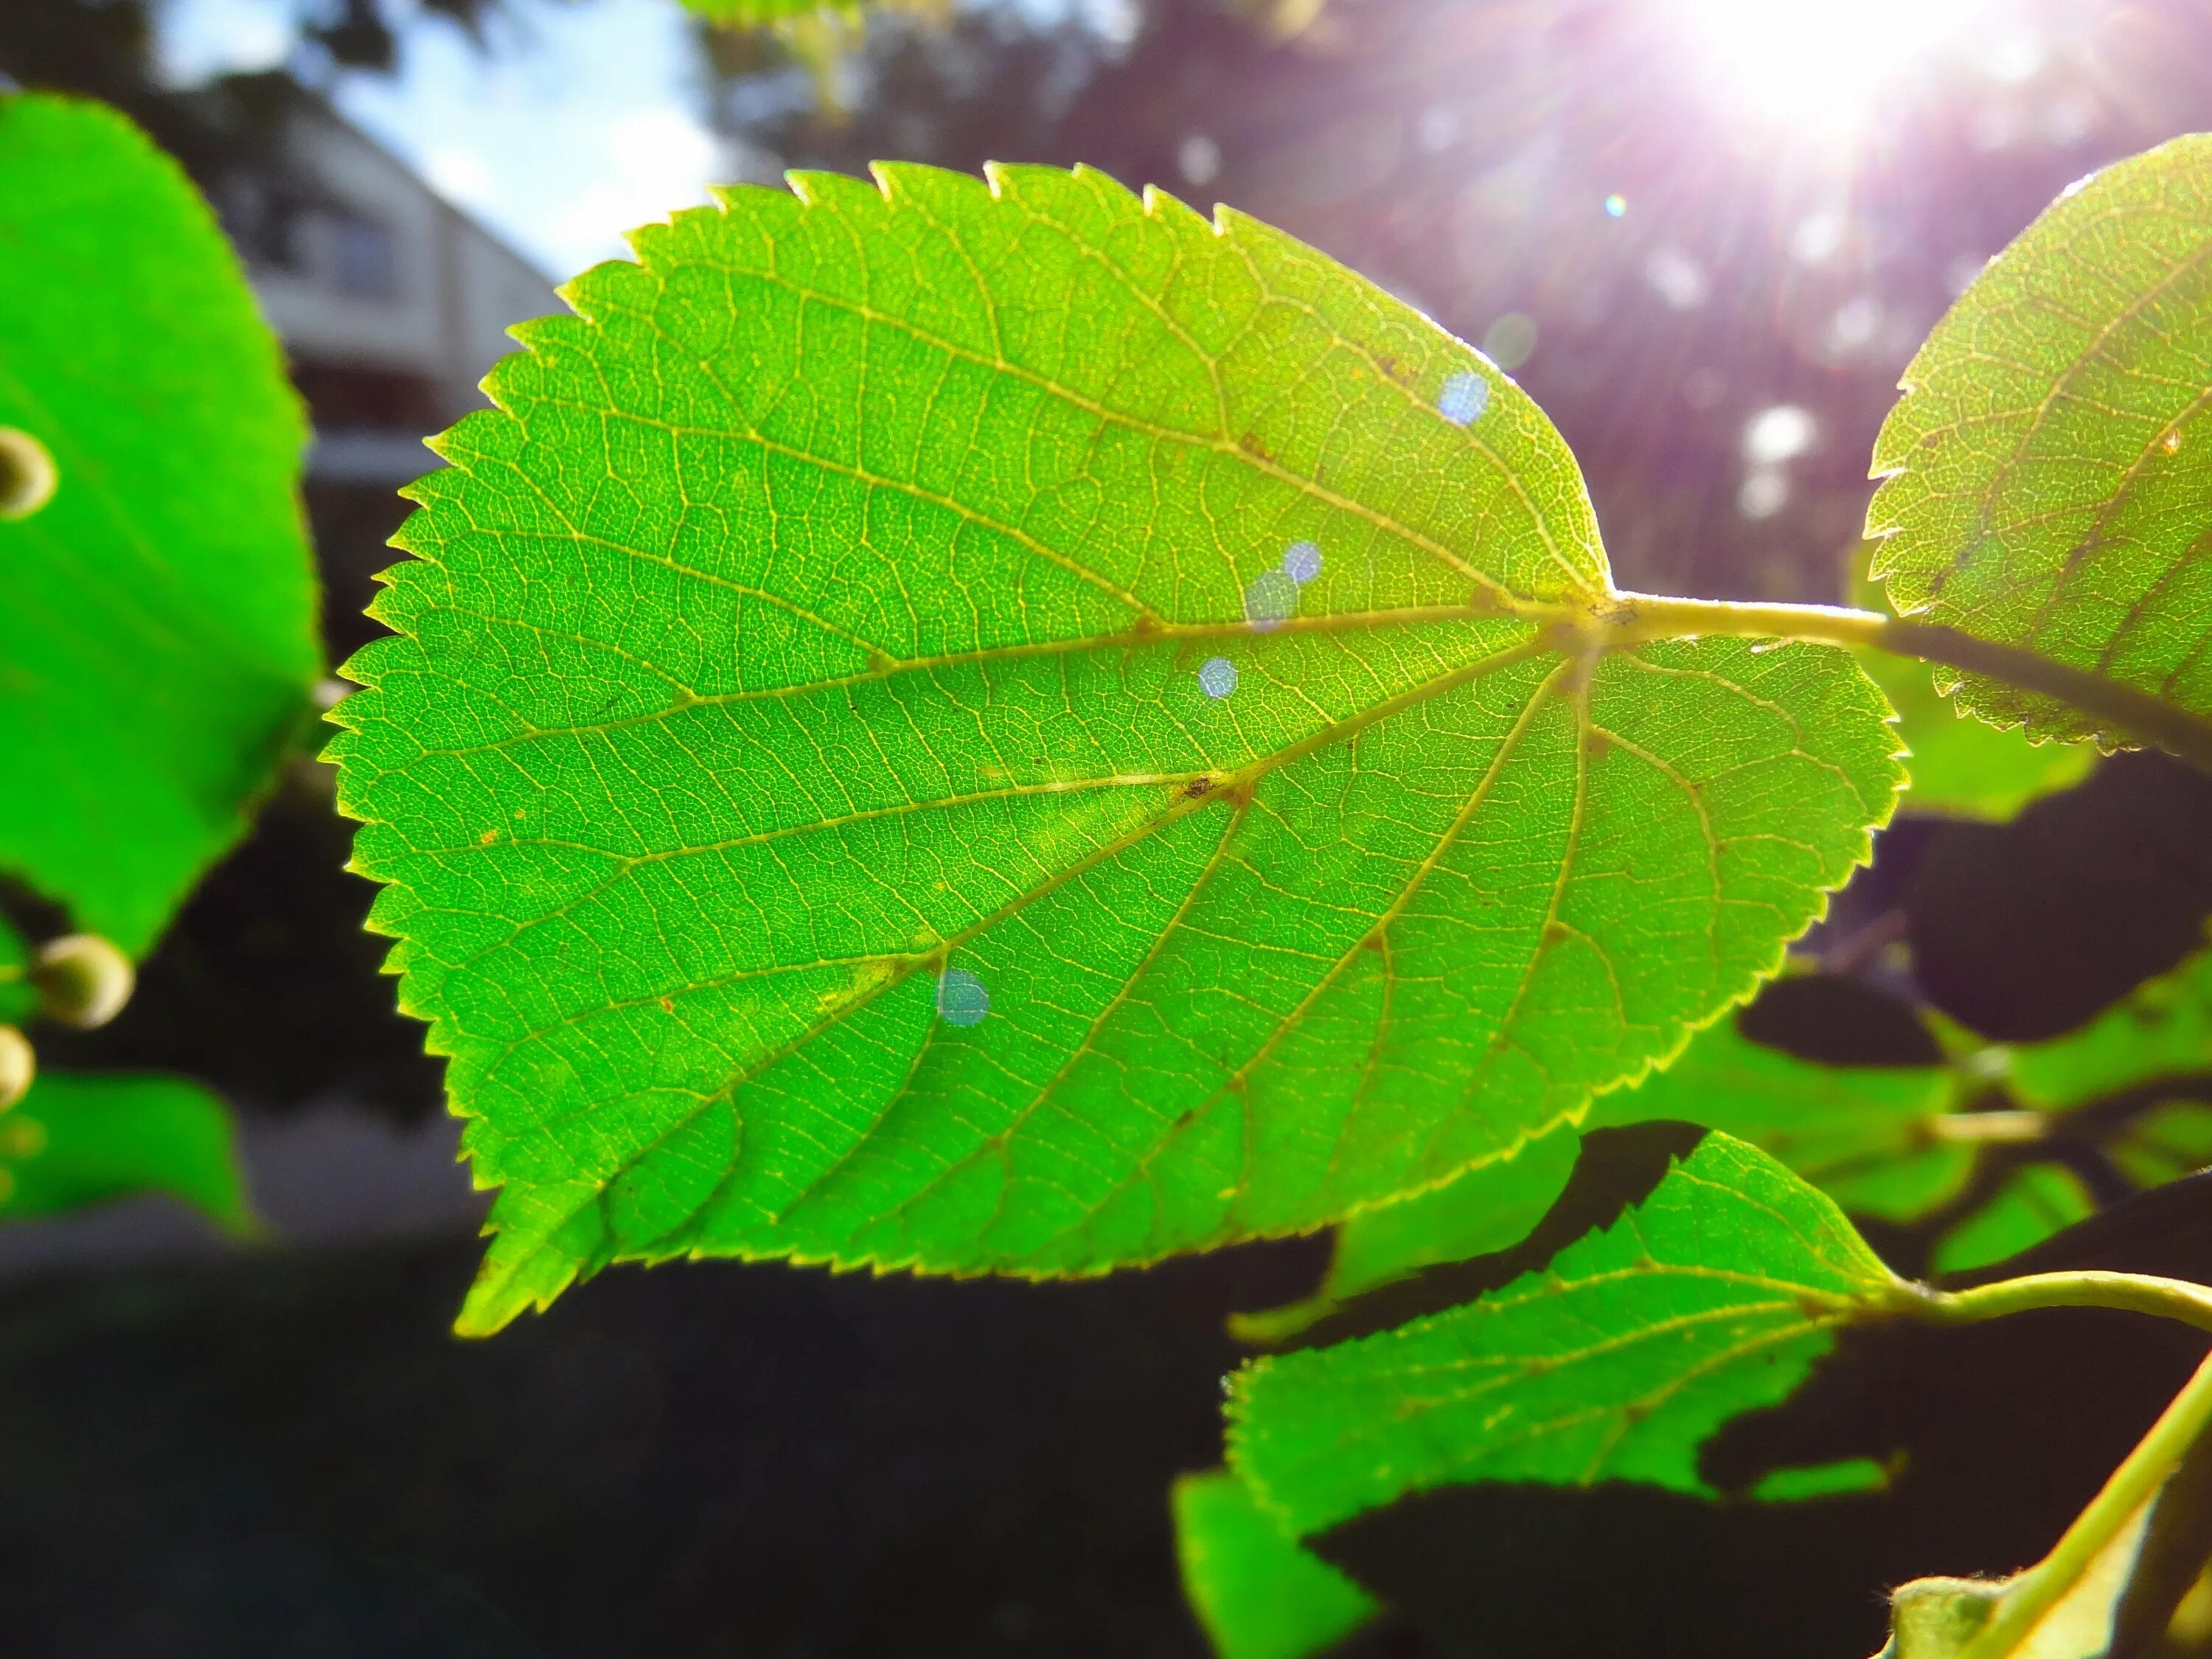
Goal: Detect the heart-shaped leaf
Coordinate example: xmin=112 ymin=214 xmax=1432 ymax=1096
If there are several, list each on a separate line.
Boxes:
xmin=330 ymin=164 xmax=1900 ymax=1331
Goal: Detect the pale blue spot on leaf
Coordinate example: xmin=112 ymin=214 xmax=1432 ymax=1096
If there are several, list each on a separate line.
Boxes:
xmin=1439 ymin=372 xmax=1490 ymax=428
xmin=1198 ymin=656 xmax=1238 ymax=698
xmin=1281 ymin=540 xmax=1322 ymax=584
xmin=937 ymin=968 xmax=990 ymax=1026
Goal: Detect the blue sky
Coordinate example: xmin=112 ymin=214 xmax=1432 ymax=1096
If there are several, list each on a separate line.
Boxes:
xmin=160 ymin=0 xmax=730 ymax=278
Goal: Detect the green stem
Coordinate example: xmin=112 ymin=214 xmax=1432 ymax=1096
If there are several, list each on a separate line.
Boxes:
xmin=1904 ymin=1270 xmax=2212 ymax=1337
xmin=1885 ymin=1270 xmax=2212 ymax=1654
xmin=1927 ymin=1109 xmax=2048 ymax=1145
xmin=1599 ymin=592 xmax=2212 ymax=774
xmin=1961 ymin=1346 xmax=2212 ymax=1659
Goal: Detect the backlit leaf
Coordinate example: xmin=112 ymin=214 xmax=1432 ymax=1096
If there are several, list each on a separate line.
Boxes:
xmin=1868 ymin=136 xmax=2212 ymax=745
xmin=1227 ymin=1130 xmax=1909 ymax=1539
xmin=1855 ymin=645 xmax=2093 ymax=819
xmin=1238 ymin=1009 xmax=1964 ymax=1340
xmin=0 ymin=95 xmax=322 ymax=956
xmin=330 ymin=163 xmax=1900 ymax=1332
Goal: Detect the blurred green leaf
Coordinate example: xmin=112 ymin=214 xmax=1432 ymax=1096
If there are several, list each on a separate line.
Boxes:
xmin=330 ymin=164 xmax=1899 ymax=1333
xmin=0 ymin=917 xmax=32 ymax=1028
xmin=1173 ymin=1470 xmax=1378 ymax=1659
xmin=1228 ymin=1131 xmax=1907 ymax=1539
xmin=1868 ymin=136 xmax=2212 ymax=745
xmin=1930 ymin=1164 xmax=2095 ymax=1276
xmin=2011 ymin=946 xmax=2212 ymax=1110
xmin=0 ymin=94 xmax=321 ymax=958
xmin=0 ymin=1071 xmax=254 ymax=1232
xmin=2108 ymin=1102 xmax=2212 ymax=1189
xmin=1242 ymin=1010 xmax=1964 ymax=1340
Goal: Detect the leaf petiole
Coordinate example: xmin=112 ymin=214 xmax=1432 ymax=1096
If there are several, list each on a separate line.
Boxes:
xmin=1902 ymin=1269 xmax=2212 ymax=1338
xmin=1595 ymin=592 xmax=2212 ymax=773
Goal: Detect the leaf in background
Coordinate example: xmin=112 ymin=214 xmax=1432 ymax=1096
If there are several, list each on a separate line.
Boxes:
xmin=2109 ymin=1102 xmax=2212 ymax=1190
xmin=1238 ymin=1007 xmax=1965 ymax=1340
xmin=330 ymin=164 xmax=1900 ymax=1332
xmin=0 ymin=96 xmax=321 ymax=957
xmin=1868 ymin=136 xmax=2212 ymax=744
xmin=2011 ymin=945 xmax=2212 ymax=1110
xmin=1172 ymin=1470 xmax=1378 ymax=1659
xmin=0 ymin=1071 xmax=254 ymax=1233
xmin=1858 ymin=647 xmax=2094 ymax=819
xmin=1227 ymin=1128 xmax=1910 ymax=1540
xmin=1843 ymin=546 xmax=2095 ymax=821
xmin=1930 ymin=1165 xmax=2097 ymax=1276
xmin=0 ymin=917 xmax=32 ymax=1029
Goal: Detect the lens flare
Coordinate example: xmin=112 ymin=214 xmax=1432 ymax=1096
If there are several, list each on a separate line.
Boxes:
xmin=1668 ymin=0 xmax=2003 ymax=136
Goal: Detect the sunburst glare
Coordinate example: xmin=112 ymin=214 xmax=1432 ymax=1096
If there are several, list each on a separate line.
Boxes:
xmin=1669 ymin=0 xmax=2008 ymax=136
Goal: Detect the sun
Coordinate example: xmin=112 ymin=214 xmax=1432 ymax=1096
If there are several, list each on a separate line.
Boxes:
xmin=1668 ymin=0 xmax=2006 ymax=137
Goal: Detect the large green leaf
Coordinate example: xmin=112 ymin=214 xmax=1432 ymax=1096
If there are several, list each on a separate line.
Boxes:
xmin=1227 ymin=1130 xmax=1909 ymax=1538
xmin=0 ymin=94 xmax=321 ymax=957
xmin=331 ymin=163 xmax=1899 ymax=1332
xmin=1867 ymin=136 xmax=2212 ymax=745
xmin=1172 ymin=1470 xmax=1379 ymax=1659
xmin=0 ymin=1071 xmax=254 ymax=1231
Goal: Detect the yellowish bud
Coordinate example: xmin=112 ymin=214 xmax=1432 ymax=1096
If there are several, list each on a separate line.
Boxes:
xmin=0 ymin=1027 xmax=32 ymax=1112
xmin=0 ymin=427 xmax=58 ymax=521
xmin=32 ymin=933 xmax=135 ymax=1029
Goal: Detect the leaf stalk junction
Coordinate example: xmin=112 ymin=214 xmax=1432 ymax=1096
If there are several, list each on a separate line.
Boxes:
xmin=1587 ymin=593 xmax=2212 ymax=775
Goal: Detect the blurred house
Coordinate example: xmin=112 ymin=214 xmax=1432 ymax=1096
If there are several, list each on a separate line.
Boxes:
xmin=218 ymin=88 xmax=552 ymax=655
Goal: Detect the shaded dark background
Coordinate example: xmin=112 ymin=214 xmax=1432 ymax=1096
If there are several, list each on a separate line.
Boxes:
xmin=5 ymin=1 xmax=2212 ymax=1653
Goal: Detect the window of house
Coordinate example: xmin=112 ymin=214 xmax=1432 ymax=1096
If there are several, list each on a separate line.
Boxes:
xmin=327 ymin=210 xmax=399 ymax=299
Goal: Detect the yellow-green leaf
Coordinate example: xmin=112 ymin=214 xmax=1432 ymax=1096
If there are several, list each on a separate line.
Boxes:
xmin=1868 ymin=136 xmax=2212 ymax=745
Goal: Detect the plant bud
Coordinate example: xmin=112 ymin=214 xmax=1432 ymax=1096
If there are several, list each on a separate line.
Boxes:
xmin=32 ymin=933 xmax=134 ymax=1029
xmin=0 ymin=426 xmax=58 ymax=521
xmin=0 ymin=1027 xmax=31 ymax=1112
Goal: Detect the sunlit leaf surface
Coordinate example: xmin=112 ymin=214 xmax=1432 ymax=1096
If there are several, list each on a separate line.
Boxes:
xmin=332 ymin=164 xmax=1899 ymax=1332
xmin=1246 ymin=1011 xmax=1962 ymax=1337
xmin=0 ymin=95 xmax=321 ymax=956
xmin=1227 ymin=1131 xmax=1907 ymax=1540
xmin=1868 ymin=136 xmax=2212 ymax=744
